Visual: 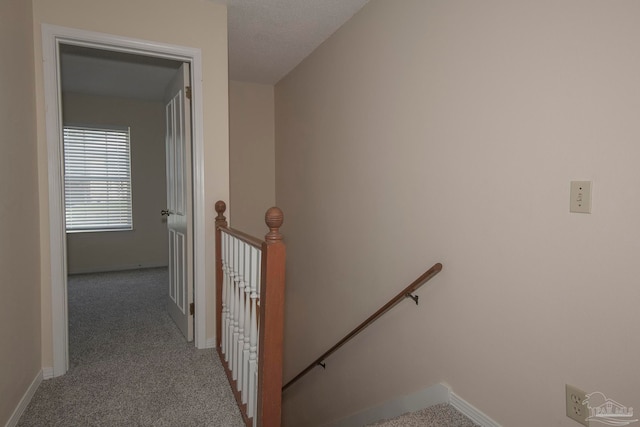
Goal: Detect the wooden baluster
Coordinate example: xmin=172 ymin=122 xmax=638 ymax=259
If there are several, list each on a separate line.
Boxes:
xmin=247 ymin=245 xmax=260 ymax=419
xmin=236 ymin=241 xmax=246 ymax=384
xmin=221 ymin=231 xmax=228 ymax=355
xmin=257 ymin=207 xmax=285 ymax=427
xmin=252 ymin=248 xmax=263 ymax=425
xmin=224 ymin=233 xmax=231 ymax=360
xmin=231 ymin=235 xmax=238 ymax=367
xmin=235 ymin=237 xmax=244 ymax=379
xmin=215 ymin=201 xmax=227 ymax=352
xmin=227 ymin=236 xmax=237 ymax=364
xmin=224 ymin=232 xmax=231 ymax=357
xmin=241 ymin=243 xmax=252 ymax=403
xmin=226 ymin=237 xmax=234 ymax=361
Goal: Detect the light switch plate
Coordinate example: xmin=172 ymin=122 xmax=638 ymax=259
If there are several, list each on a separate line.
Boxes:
xmin=570 ymin=181 xmax=591 ymax=214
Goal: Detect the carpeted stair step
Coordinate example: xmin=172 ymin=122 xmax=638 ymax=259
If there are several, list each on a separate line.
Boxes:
xmin=366 ymin=403 xmax=479 ymax=427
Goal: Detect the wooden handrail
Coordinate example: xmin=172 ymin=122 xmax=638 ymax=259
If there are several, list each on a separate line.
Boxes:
xmin=223 ymin=226 xmax=264 ymax=249
xmin=282 ymin=262 xmax=443 ymax=392
xmin=215 ymin=200 xmax=286 ymax=427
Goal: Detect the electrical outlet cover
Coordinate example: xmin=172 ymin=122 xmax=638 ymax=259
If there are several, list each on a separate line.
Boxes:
xmin=566 ymin=384 xmax=589 ymax=426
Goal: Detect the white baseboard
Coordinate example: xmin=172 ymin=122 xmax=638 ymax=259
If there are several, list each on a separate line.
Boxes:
xmin=204 ymin=337 xmax=216 ymax=349
xmin=323 ymin=383 xmax=501 ymax=427
xmin=4 ymin=370 xmax=42 ymax=427
xmin=450 ymin=391 xmax=501 ymax=427
xmin=323 ymin=383 xmax=450 ymax=427
xmin=42 ymin=367 xmax=54 ymax=380
xmin=67 ymin=263 xmax=168 ymax=275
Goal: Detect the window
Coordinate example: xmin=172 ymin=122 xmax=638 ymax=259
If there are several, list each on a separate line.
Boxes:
xmin=63 ymin=125 xmax=133 ymax=232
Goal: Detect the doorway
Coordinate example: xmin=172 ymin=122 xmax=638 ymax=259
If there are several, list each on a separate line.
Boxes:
xmin=42 ymin=24 xmax=208 ymax=377
xmin=59 ymin=44 xmax=196 ymax=342
xmin=59 ymin=44 xmax=181 ymax=276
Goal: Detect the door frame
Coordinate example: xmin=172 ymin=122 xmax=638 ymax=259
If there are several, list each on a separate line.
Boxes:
xmin=42 ymin=24 xmax=208 ymax=376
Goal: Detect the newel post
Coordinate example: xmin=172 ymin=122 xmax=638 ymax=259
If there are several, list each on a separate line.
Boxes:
xmin=257 ymin=207 xmax=285 ymax=427
xmin=215 ymin=200 xmax=228 ymax=349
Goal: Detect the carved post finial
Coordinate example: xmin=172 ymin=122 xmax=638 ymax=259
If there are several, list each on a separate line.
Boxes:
xmin=265 ymin=207 xmax=284 ymax=242
xmin=215 ymin=200 xmax=227 ymax=225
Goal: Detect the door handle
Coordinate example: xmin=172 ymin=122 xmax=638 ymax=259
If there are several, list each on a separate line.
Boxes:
xmin=161 ymin=209 xmax=171 ymax=217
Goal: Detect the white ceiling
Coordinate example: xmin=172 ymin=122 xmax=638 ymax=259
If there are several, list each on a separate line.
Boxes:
xmin=60 ymin=0 xmax=370 ymax=100
xmin=60 ymin=45 xmax=182 ymax=101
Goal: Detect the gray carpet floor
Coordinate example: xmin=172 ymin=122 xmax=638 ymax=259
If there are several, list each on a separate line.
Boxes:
xmin=18 ymin=268 xmax=244 ymax=427
xmin=365 ymin=403 xmax=479 ymax=427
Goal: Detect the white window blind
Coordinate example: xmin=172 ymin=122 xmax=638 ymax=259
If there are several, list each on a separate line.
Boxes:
xmin=63 ymin=126 xmax=133 ymax=232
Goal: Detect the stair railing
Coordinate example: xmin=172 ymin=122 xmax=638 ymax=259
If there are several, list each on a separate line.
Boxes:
xmin=282 ymin=262 xmax=442 ymax=392
xmin=215 ymin=201 xmax=286 ymax=427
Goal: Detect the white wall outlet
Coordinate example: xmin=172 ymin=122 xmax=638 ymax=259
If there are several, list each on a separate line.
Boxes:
xmin=566 ymin=384 xmax=589 ymax=426
xmin=570 ymin=181 xmax=592 ymax=213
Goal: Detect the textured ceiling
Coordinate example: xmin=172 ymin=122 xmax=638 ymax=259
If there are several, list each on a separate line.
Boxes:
xmin=60 ymin=45 xmax=182 ymax=101
xmin=216 ymin=0 xmax=370 ymax=84
xmin=60 ymin=0 xmax=370 ymax=100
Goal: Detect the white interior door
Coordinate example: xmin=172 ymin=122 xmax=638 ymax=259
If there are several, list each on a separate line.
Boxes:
xmin=164 ymin=63 xmax=193 ymax=341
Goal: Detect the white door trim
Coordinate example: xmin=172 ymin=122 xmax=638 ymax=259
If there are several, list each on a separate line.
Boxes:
xmin=42 ymin=24 xmax=208 ymax=376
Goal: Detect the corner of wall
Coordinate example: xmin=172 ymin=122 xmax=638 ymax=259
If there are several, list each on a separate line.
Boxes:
xmin=4 ymin=370 xmax=43 ymax=427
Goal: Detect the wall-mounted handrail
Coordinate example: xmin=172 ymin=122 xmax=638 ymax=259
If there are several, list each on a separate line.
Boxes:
xmin=282 ymin=262 xmax=442 ymax=392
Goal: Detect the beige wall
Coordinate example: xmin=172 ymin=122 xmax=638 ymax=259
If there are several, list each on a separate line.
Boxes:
xmin=229 ymin=81 xmax=276 ymax=238
xmin=276 ymin=1 xmax=640 ymax=426
xmin=63 ymin=93 xmax=168 ymax=274
xmin=0 ymin=0 xmax=41 ymax=424
xmin=33 ymin=0 xmax=228 ymax=367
